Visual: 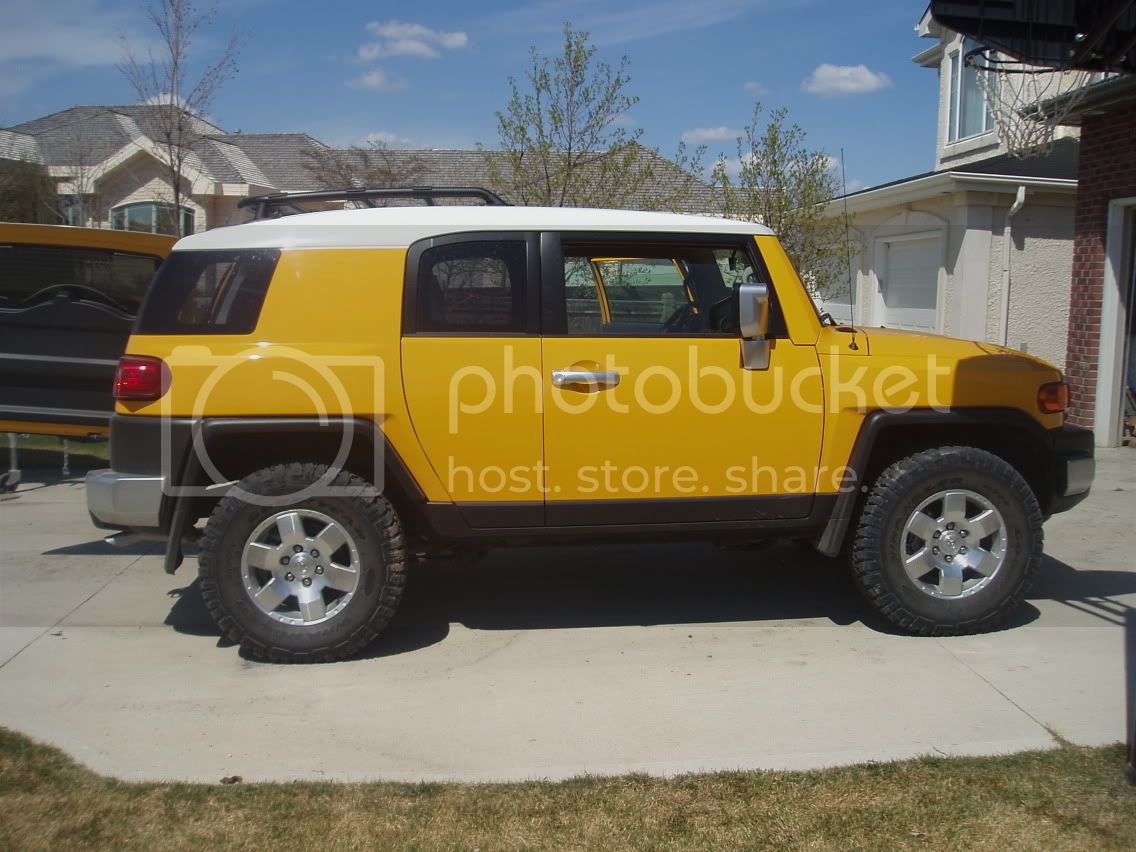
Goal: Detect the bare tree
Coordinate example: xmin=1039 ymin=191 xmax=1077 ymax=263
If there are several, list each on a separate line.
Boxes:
xmin=712 ymin=104 xmax=852 ymax=302
xmin=485 ymin=22 xmax=655 ymax=208
xmin=302 ymin=140 xmax=426 ymax=194
xmin=119 ymin=0 xmax=240 ymax=236
xmin=60 ymin=119 xmax=105 ymax=227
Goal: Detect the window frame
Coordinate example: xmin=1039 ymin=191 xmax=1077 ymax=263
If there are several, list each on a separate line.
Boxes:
xmin=947 ymin=38 xmax=996 ymax=144
xmin=402 ymin=231 xmax=541 ymax=336
xmin=539 ymin=230 xmax=786 ymax=338
xmin=110 ymin=201 xmax=195 ymax=236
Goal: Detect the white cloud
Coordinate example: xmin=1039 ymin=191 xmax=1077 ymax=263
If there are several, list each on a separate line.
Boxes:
xmin=681 ymin=126 xmax=743 ymax=144
xmin=605 ymin=113 xmax=637 ymax=128
xmin=347 ymin=69 xmax=408 ymax=93
xmin=0 ymin=0 xmax=153 ymax=68
xmin=357 ymin=20 xmax=468 ymax=61
xmin=823 ymin=155 xmax=866 ymax=193
xmin=716 ymin=153 xmax=755 ymax=181
xmin=742 ymin=80 xmax=767 ymax=95
xmin=360 ymin=130 xmax=413 ymax=147
xmin=801 ymin=64 xmax=892 ymax=97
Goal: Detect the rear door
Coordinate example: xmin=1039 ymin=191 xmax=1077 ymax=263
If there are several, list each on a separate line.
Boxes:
xmin=400 ymin=232 xmax=545 ymax=527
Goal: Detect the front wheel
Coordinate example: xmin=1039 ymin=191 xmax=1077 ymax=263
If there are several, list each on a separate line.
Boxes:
xmin=851 ymin=446 xmax=1042 ymax=636
xmin=198 ymin=463 xmax=406 ymax=662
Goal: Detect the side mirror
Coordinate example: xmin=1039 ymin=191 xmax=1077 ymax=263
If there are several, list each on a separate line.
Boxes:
xmin=738 ymin=282 xmax=770 ymax=340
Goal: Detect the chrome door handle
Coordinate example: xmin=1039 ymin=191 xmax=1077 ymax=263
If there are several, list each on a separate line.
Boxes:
xmin=551 ymin=369 xmax=621 ymax=390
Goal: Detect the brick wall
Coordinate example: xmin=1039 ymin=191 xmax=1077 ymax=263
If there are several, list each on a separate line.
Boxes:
xmin=1065 ymin=104 xmax=1136 ymax=427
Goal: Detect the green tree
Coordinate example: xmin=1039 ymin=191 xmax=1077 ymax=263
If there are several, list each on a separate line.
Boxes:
xmin=486 ymin=23 xmax=657 ymax=209
xmin=0 ymin=159 xmax=59 ymax=224
xmin=713 ymin=104 xmax=852 ymax=302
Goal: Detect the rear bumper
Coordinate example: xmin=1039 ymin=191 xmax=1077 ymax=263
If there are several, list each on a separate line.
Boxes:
xmin=86 ymin=468 xmax=166 ymax=530
xmin=1047 ymin=424 xmax=1094 ymax=515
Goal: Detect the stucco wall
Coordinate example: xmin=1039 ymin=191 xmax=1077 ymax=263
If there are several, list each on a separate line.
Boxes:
xmin=993 ymin=200 xmax=1075 ymax=368
xmin=844 ymin=189 xmax=1073 ymax=368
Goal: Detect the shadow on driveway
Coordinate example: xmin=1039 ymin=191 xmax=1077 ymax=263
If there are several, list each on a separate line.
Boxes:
xmin=158 ymin=541 xmax=1136 ymax=659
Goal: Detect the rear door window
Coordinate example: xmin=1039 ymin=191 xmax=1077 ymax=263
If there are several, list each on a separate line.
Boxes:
xmin=136 ymin=249 xmax=280 ymax=334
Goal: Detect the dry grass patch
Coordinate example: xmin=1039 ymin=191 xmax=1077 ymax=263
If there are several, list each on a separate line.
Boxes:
xmin=0 ymin=727 xmax=1133 ymax=850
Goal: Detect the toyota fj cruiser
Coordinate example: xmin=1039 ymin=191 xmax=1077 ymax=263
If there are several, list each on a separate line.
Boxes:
xmin=87 ymin=187 xmax=1095 ymax=662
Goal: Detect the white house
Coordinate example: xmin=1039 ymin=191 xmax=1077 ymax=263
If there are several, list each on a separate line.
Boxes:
xmin=822 ymin=10 xmax=1079 ymax=371
xmin=2 ymin=106 xmax=718 ymax=236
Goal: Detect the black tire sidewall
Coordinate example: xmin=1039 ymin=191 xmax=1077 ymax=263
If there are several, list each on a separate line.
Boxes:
xmin=200 ymin=468 xmax=401 ymax=658
xmin=863 ymin=452 xmax=1040 ymax=629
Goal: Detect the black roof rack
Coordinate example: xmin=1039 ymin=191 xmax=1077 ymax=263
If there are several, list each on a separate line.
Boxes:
xmin=238 ymin=186 xmax=509 ymax=219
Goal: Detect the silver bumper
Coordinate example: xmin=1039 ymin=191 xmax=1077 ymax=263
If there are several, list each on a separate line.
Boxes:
xmin=86 ymin=469 xmax=166 ymax=529
xmin=1064 ymin=456 xmax=1095 ymax=496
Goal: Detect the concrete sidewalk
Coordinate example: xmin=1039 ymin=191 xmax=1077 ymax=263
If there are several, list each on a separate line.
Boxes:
xmin=0 ymin=449 xmax=1132 ymax=783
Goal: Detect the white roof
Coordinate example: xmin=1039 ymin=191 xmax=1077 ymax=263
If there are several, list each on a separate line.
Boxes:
xmin=175 ymin=205 xmax=772 ymax=252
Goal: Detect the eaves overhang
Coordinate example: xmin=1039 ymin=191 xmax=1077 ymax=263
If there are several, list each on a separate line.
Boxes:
xmin=825 ymin=170 xmax=1076 ymax=216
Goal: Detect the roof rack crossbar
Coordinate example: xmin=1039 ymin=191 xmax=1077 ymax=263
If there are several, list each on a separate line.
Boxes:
xmin=238 ymin=185 xmax=509 ymax=218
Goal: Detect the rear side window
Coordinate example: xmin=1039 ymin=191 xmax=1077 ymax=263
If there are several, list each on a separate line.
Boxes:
xmin=0 ymin=243 xmax=161 ymax=314
xmin=416 ymin=240 xmax=526 ymax=333
xmin=136 ymin=250 xmax=279 ymax=334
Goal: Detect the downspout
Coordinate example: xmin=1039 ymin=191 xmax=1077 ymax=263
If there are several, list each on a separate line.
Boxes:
xmin=1000 ymin=185 xmax=1027 ymax=346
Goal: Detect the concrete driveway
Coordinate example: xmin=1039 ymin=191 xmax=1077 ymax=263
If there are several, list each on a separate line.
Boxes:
xmin=0 ymin=449 xmax=1133 ymax=783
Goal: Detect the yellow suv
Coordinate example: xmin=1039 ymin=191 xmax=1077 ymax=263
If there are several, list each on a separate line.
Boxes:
xmin=0 ymin=223 xmax=173 ymax=438
xmin=86 ymin=187 xmax=1095 ymax=662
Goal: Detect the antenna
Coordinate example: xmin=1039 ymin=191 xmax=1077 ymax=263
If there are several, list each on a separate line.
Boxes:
xmin=839 ymin=148 xmax=858 ymax=350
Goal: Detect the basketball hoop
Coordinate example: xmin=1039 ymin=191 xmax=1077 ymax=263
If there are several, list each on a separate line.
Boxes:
xmin=965 ymin=45 xmax=1094 ymax=158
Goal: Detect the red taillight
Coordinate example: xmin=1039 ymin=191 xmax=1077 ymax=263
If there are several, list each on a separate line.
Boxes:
xmin=1038 ymin=381 xmax=1069 ymax=414
xmin=113 ymin=355 xmax=167 ymax=401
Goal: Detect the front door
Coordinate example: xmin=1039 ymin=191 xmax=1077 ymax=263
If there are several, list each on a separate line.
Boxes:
xmin=540 ymin=233 xmax=825 ymax=525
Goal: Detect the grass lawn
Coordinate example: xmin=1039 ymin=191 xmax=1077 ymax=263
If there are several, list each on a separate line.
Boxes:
xmin=0 ymin=728 xmax=1132 ymax=851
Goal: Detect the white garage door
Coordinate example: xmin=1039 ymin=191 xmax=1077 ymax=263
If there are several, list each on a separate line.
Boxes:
xmin=878 ymin=237 xmax=940 ymax=332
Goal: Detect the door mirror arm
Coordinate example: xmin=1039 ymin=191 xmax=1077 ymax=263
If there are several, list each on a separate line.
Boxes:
xmin=738 ymin=282 xmax=771 ymax=370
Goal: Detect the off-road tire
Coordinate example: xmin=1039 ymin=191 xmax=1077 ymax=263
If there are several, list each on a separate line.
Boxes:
xmin=851 ymin=446 xmax=1042 ymax=636
xmin=198 ymin=463 xmax=406 ymax=662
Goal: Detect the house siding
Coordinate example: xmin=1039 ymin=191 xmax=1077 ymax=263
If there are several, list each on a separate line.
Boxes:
xmin=840 ymin=192 xmax=1072 ymax=367
xmin=94 ymin=156 xmax=207 ymax=234
xmin=1065 ymin=105 xmax=1136 ymax=427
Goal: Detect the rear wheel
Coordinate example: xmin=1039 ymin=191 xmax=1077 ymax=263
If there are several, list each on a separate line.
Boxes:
xmin=198 ymin=463 xmax=406 ymax=662
xmin=851 ymin=446 xmax=1042 ymax=636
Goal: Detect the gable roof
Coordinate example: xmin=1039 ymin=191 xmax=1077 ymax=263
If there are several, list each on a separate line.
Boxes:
xmin=0 ymin=129 xmax=39 ymax=162
xmin=8 ymin=105 xmax=227 ymax=167
xmin=210 ymin=133 xmax=329 ymax=190
xmin=301 ymin=145 xmax=719 ymax=214
xmin=3 ymin=106 xmax=717 ymax=213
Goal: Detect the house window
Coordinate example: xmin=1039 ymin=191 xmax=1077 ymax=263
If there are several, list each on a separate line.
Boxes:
xmin=111 ymin=201 xmax=195 ymax=236
xmin=58 ymin=195 xmax=92 ymax=227
xmin=948 ymin=38 xmax=995 ymax=142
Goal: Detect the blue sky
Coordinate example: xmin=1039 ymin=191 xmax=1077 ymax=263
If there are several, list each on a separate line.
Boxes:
xmin=1 ymin=0 xmax=941 ymax=192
